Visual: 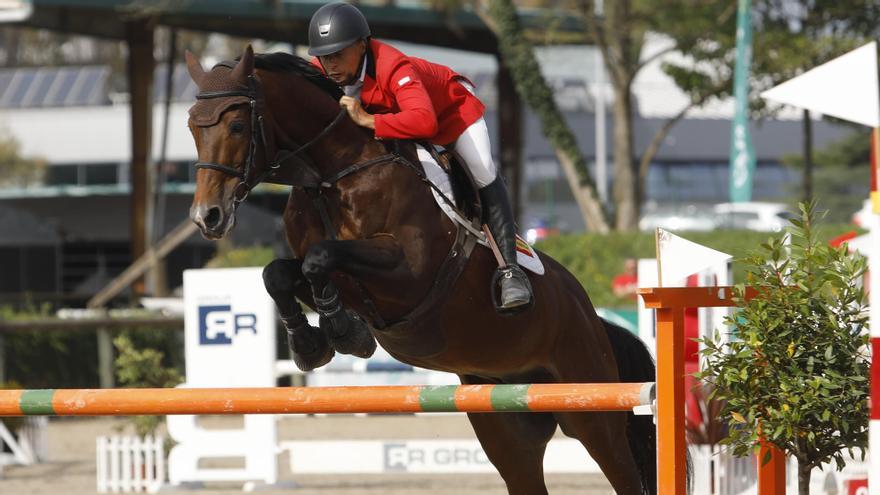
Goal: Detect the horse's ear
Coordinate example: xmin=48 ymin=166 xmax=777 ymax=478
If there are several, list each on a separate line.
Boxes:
xmin=185 ymin=50 xmax=205 ymax=86
xmin=232 ymin=44 xmax=255 ymax=81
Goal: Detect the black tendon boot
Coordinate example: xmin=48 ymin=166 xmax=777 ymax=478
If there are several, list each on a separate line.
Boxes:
xmin=281 ymin=312 xmax=334 ymax=372
xmin=479 ymin=177 xmax=534 ymax=314
xmin=313 ymin=283 xmax=377 ymax=358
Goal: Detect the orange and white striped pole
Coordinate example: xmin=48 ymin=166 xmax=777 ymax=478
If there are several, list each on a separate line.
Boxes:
xmin=0 ymin=383 xmax=654 ymax=417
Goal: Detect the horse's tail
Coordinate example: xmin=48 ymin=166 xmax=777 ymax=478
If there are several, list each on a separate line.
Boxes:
xmin=601 ymin=317 xmax=658 ymax=495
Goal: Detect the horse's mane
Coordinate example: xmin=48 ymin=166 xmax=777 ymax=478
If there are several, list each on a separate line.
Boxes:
xmin=224 ymin=52 xmax=343 ymax=101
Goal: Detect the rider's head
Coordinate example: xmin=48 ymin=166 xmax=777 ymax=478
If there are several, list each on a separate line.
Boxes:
xmin=308 ymin=2 xmax=370 ymax=86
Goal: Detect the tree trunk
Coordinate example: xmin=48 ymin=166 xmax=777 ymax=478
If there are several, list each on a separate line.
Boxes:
xmin=797 ymin=458 xmax=811 ymax=495
xmin=802 ymin=109 xmax=813 ymax=203
xmin=611 ymin=81 xmax=638 ymax=230
xmin=555 ymin=149 xmax=608 ymax=232
xmin=496 ymin=59 xmax=523 ymax=223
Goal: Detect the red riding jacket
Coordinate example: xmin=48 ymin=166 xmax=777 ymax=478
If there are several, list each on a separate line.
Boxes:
xmin=312 ymin=39 xmax=485 ymax=145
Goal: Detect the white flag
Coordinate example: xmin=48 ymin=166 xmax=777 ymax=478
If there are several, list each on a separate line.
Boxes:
xmin=760 ymin=42 xmax=880 ymax=128
xmin=656 ymin=229 xmax=732 ymax=287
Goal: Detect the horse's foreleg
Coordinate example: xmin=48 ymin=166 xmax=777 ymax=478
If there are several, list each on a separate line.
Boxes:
xmin=301 ymin=237 xmax=405 ymax=358
xmin=263 ymin=259 xmax=334 ymax=371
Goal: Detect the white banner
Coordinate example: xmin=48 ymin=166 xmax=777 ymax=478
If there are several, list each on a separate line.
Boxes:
xmin=280 ymin=439 xmax=602 ymax=474
xmin=761 ymin=42 xmax=880 ymax=128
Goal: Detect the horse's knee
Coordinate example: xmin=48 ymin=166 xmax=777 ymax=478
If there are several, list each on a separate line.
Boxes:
xmin=263 ymin=258 xmax=302 ymax=294
xmin=301 ymin=243 xmax=335 ymax=280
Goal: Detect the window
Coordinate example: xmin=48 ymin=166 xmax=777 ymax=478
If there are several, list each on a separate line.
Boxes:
xmin=646 ymin=161 xmax=797 ymax=204
xmin=84 ymin=164 xmax=118 ymax=185
xmin=46 ymin=166 xmax=78 ymax=186
xmin=159 ymin=161 xmax=192 ymax=184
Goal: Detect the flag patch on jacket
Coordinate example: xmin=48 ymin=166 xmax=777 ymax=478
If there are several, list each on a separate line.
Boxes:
xmin=397 ymin=76 xmax=411 ymax=86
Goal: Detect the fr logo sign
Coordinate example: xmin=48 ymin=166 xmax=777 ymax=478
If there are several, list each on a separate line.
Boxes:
xmin=198 ymin=305 xmax=257 ymax=345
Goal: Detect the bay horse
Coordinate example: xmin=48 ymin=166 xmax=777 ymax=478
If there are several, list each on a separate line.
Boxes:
xmin=186 ymin=45 xmax=657 ymax=494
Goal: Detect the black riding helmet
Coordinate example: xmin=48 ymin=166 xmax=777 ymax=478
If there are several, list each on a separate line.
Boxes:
xmin=308 ymin=2 xmax=371 ymax=57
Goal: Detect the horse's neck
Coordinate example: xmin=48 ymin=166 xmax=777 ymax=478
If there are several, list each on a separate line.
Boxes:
xmin=260 ymin=70 xmax=384 ymax=175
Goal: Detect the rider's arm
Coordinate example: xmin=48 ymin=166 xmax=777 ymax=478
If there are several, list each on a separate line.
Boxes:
xmin=374 ymin=59 xmax=439 ymax=140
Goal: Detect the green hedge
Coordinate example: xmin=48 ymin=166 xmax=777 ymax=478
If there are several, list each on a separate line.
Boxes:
xmin=536 ymin=224 xmax=861 ymax=309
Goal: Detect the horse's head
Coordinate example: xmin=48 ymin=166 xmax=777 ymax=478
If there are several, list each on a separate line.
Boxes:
xmin=186 ymin=45 xmax=267 ymax=239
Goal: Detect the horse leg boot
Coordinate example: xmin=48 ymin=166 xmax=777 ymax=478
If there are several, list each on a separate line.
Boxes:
xmin=311 ymin=282 xmax=376 ymax=358
xmin=479 ymin=177 xmax=533 ymax=314
xmin=262 ymin=259 xmax=334 ymax=371
xmin=302 ymin=242 xmax=377 ymax=359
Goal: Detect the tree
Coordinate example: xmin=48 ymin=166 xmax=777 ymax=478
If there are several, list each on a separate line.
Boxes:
xmin=0 ymin=132 xmax=46 ymax=188
xmin=468 ymin=0 xmax=740 ymax=231
xmin=578 ymin=0 xmax=739 ymax=230
xmin=698 ymin=201 xmax=870 ymax=495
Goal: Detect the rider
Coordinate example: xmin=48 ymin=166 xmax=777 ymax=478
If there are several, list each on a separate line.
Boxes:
xmin=307 ymin=2 xmax=533 ymax=312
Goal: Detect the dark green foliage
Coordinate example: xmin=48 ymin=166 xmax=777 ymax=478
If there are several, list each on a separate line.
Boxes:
xmin=1 ymin=304 xmax=183 ymax=390
xmin=783 ymin=131 xmax=872 ymax=223
xmin=697 ymin=202 xmax=869 ymax=489
xmin=0 ymin=305 xmax=100 ymax=388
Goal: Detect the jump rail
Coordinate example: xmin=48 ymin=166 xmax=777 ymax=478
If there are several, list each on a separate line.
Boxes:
xmin=0 ymin=383 xmax=655 ymax=416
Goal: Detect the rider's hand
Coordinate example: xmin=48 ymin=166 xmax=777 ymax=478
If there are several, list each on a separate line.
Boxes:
xmin=339 ymin=96 xmax=375 ymax=130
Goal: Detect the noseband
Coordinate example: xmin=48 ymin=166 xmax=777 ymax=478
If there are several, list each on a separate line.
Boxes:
xmin=193 ymin=71 xmax=346 ymax=205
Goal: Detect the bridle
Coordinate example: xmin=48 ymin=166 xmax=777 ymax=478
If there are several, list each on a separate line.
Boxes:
xmin=193 ymin=70 xmax=346 ymax=206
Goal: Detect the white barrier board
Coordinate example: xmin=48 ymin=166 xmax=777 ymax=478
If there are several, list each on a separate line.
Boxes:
xmin=280 ymin=439 xmax=601 ymax=474
xmin=169 ymin=268 xmax=278 ymax=486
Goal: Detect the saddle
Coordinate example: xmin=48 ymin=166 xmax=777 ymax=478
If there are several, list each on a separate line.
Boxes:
xmin=414 ymin=142 xmax=545 ymax=276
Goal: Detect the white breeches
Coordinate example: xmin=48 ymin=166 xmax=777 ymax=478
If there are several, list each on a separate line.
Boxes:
xmin=414 ymin=81 xmax=497 ymax=189
xmin=448 ymin=81 xmax=497 ymax=188
xmin=449 ymin=116 xmax=498 ymax=188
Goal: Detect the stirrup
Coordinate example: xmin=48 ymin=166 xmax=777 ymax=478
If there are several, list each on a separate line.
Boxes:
xmin=490 ymin=265 xmax=534 ymax=316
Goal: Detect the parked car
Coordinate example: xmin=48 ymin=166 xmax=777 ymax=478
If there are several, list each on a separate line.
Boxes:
xmin=713 ymin=202 xmax=794 ymax=232
xmin=639 ymin=206 xmax=718 ymax=232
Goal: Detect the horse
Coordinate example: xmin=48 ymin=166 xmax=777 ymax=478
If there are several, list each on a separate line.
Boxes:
xmin=185 ymin=45 xmax=657 ymax=495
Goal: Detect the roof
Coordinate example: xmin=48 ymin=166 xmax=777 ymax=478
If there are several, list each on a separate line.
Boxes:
xmin=20 ymin=0 xmax=586 ymax=53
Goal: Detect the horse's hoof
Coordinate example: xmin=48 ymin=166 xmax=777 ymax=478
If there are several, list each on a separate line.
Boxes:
xmin=321 ymin=310 xmax=377 ymax=359
xmin=289 ymin=324 xmax=335 ymax=371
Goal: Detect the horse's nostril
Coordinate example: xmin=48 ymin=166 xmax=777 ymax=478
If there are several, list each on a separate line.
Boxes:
xmin=204 ymin=206 xmax=223 ymax=229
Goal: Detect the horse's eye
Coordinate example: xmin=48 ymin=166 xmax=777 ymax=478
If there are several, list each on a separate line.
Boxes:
xmin=230 ymin=121 xmax=245 ymax=134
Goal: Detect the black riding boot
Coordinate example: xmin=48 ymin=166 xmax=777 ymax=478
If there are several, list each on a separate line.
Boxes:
xmin=479 ymin=177 xmax=533 ymax=313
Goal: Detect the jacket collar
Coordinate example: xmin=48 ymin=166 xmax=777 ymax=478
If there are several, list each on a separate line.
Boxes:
xmin=361 ymin=40 xmax=379 ymax=105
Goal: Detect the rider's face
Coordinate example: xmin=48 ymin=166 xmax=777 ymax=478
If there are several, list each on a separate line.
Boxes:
xmin=318 ymin=40 xmax=367 ymax=86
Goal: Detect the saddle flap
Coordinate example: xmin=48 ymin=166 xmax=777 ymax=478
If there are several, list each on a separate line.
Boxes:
xmin=416 ymin=144 xmax=545 ymax=276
